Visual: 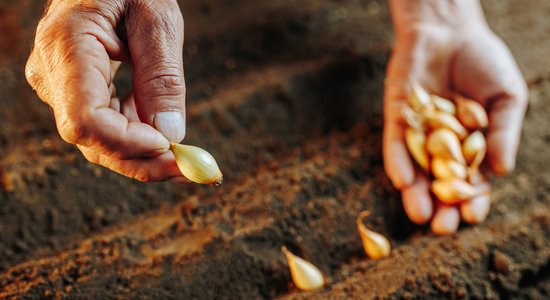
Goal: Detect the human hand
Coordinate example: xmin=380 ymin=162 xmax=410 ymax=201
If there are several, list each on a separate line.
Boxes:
xmin=25 ymin=0 xmax=186 ymax=182
xmin=383 ymin=0 xmax=528 ymax=233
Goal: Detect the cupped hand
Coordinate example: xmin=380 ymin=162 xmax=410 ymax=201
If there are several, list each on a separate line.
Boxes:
xmin=25 ymin=0 xmax=186 ymax=182
xmin=384 ymin=0 xmax=528 ymax=233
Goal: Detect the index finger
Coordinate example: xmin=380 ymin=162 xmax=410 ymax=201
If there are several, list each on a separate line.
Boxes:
xmin=383 ymin=61 xmax=415 ymax=189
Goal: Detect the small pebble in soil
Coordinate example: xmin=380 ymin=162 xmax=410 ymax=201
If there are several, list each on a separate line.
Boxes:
xmin=0 ymin=171 xmax=14 ymax=192
xmin=493 ymin=250 xmax=514 ymax=275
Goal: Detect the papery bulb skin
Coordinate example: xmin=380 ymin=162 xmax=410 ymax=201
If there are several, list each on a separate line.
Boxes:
xmin=356 ymin=211 xmax=391 ymax=259
xmin=281 ymin=246 xmax=325 ymax=291
xmin=170 ymin=143 xmax=223 ymax=185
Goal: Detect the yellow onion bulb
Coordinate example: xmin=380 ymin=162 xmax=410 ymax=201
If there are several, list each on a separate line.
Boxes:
xmin=281 ymin=246 xmax=325 ymax=291
xmin=356 ymin=211 xmax=391 ymax=259
xmin=170 ymin=143 xmax=223 ymax=186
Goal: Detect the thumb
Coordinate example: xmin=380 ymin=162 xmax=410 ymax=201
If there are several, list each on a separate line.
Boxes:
xmin=127 ymin=0 xmax=186 ymax=143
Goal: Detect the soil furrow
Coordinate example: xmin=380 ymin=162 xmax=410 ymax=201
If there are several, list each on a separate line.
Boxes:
xmin=0 ymin=127 xmax=391 ymax=298
xmin=283 ymin=205 xmax=550 ymax=299
xmin=0 ymin=52 xmax=387 ymax=272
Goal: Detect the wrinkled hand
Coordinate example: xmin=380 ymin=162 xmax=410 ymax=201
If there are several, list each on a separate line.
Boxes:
xmin=384 ymin=0 xmax=528 ymax=233
xmin=26 ymin=0 xmax=186 ymax=182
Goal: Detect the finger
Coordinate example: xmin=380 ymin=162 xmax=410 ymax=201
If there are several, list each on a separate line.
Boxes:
xmin=383 ymin=122 xmax=415 ymax=189
xmin=109 ymin=96 xmax=121 ymax=112
xmin=126 ymin=0 xmax=186 ymax=143
xmin=383 ymin=57 xmax=414 ymax=189
xmin=78 ymin=145 xmax=183 ymax=182
xmin=120 ymin=93 xmax=141 ymax=122
xmin=110 ymin=60 xmax=122 ymax=75
xmin=452 ymin=32 xmax=528 ymax=175
xmin=401 ymin=171 xmax=433 ymax=224
xmin=486 ymin=92 xmax=527 ymax=175
xmin=109 ymin=75 xmax=119 ymax=111
xmin=109 ymin=61 xmax=120 ymax=99
xmin=109 ymin=82 xmax=117 ymax=98
xmin=431 ymin=204 xmax=460 ymax=235
xmin=460 ymin=194 xmax=491 ymax=224
xmin=460 ymin=178 xmax=491 ymax=224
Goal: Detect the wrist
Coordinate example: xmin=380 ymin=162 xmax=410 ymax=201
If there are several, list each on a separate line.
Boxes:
xmin=389 ymin=0 xmax=488 ymax=38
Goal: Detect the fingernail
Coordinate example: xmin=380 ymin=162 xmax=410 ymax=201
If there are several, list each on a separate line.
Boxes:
xmin=402 ymin=189 xmax=433 ymax=225
xmin=460 ymin=194 xmax=491 ymax=224
xmin=491 ymin=158 xmax=514 ymax=176
xmin=501 ymin=156 xmax=516 ymax=175
xmin=431 ymin=206 xmax=460 ymax=235
xmin=390 ymin=171 xmax=414 ymax=189
xmin=154 ymin=111 xmax=186 ymax=142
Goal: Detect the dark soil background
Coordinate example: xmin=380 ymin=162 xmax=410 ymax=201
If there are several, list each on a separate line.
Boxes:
xmin=0 ymin=0 xmax=549 ymax=299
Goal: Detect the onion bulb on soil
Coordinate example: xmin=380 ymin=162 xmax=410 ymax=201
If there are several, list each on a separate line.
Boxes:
xmin=356 ymin=210 xmax=391 ymax=259
xmin=170 ymin=143 xmax=223 ymax=186
xmin=281 ymin=246 xmax=324 ymax=291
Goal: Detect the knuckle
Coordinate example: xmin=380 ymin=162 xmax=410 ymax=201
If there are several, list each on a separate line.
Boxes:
xmin=33 ymin=30 xmax=53 ymax=58
xmin=34 ymin=16 xmax=52 ymax=42
xmin=142 ymin=72 xmax=185 ymax=97
xmin=87 ymin=155 xmax=100 ymax=165
xmin=502 ymin=82 xmax=528 ymax=106
xmin=34 ymin=12 xmax=83 ymax=58
xmin=58 ymin=115 xmax=89 ymax=145
xmin=25 ymin=57 xmax=41 ymax=88
xmin=76 ymin=2 xmax=121 ymax=27
xmin=80 ymin=149 xmax=100 ymax=164
xmin=34 ymin=16 xmax=63 ymax=53
xmin=516 ymin=82 xmax=529 ymax=104
xmin=32 ymin=18 xmax=70 ymax=73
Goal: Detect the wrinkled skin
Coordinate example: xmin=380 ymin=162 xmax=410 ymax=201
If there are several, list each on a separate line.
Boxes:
xmin=384 ymin=0 xmax=528 ymax=233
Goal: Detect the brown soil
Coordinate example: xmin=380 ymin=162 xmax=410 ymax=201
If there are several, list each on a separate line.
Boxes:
xmin=0 ymin=0 xmax=549 ymax=299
